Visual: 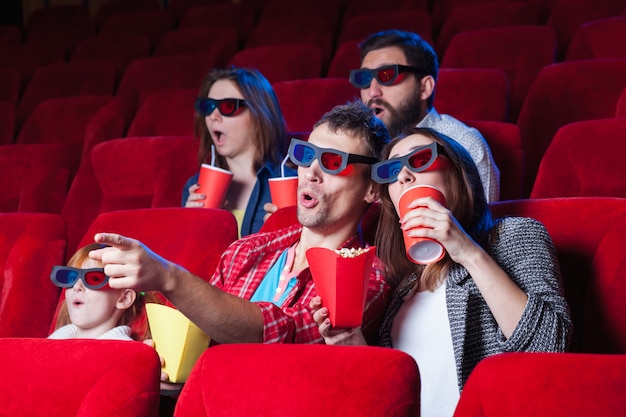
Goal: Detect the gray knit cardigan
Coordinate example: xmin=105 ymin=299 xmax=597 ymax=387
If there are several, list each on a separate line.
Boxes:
xmin=379 ymin=217 xmax=573 ymax=390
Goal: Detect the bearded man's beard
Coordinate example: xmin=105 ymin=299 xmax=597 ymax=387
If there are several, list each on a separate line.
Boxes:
xmin=369 ymin=94 xmax=423 ymax=138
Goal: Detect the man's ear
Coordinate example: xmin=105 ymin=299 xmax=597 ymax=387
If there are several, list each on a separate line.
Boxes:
xmin=116 ymin=289 xmax=137 ymax=310
xmin=420 ymin=75 xmax=436 ymax=101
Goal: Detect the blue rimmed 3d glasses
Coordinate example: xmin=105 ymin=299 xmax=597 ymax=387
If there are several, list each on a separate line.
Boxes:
xmin=50 ymin=266 xmax=110 ymax=290
xmin=372 ymin=142 xmax=448 ymax=184
xmin=288 ymin=138 xmax=378 ymax=175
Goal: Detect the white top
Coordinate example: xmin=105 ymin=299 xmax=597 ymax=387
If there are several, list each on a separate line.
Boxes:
xmin=48 ymin=324 xmax=134 ymax=341
xmin=391 ymin=282 xmax=460 ymax=417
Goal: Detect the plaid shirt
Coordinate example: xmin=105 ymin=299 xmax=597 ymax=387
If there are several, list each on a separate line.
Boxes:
xmin=209 ymin=224 xmax=390 ymax=344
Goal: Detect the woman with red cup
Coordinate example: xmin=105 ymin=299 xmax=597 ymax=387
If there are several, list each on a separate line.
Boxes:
xmin=183 ymin=67 xmax=296 ymax=236
xmin=312 ymin=127 xmax=572 ymax=417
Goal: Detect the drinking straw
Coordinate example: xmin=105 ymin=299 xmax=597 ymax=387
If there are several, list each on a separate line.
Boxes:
xmin=211 ymin=144 xmax=215 ymax=166
xmin=280 ymin=154 xmax=289 ymax=177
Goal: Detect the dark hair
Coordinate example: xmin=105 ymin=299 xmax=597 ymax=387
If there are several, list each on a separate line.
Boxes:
xmin=375 ymin=127 xmax=494 ymax=290
xmin=314 ymin=100 xmax=390 ymax=159
xmin=194 ymin=67 xmax=287 ymax=171
xmin=359 ymin=30 xmax=439 ymax=109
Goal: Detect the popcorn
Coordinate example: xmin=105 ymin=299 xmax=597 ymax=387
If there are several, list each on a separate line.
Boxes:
xmin=334 ymin=247 xmax=370 ymax=258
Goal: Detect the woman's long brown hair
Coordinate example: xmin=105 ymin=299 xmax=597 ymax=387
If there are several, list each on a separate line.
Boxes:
xmin=374 ymin=127 xmax=494 ymax=291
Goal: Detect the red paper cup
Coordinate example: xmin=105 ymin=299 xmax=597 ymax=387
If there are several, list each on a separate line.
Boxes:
xmin=197 ymin=163 xmax=233 ymax=209
xmin=398 ymin=185 xmax=446 ymax=264
xmin=306 ymin=246 xmax=376 ymax=329
xmin=268 ymin=176 xmax=298 ymax=208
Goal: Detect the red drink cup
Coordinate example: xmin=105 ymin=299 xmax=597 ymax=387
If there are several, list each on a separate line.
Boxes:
xmin=196 ymin=163 xmax=233 ymax=209
xmin=268 ymin=176 xmax=298 ymax=208
xmin=398 ymin=185 xmax=447 ymax=264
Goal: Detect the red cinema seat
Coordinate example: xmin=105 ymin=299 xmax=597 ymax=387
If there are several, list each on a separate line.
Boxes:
xmin=273 ymin=78 xmax=359 ymax=133
xmin=0 ymin=213 xmax=66 ymax=337
xmin=453 ymin=352 xmax=626 ymax=417
xmin=337 ymin=10 xmax=433 ymax=47
xmin=127 ymin=88 xmax=196 ymax=137
xmin=0 ymin=144 xmax=77 ymax=214
xmin=489 ymin=197 xmax=626 ymax=352
xmin=436 ymin=1 xmax=541 ymax=56
xmin=0 ymin=25 xmax=22 ymax=45
xmin=97 ymin=9 xmax=174 ymax=49
xmin=0 ymin=338 xmax=160 ymax=417
xmin=229 ymin=44 xmax=323 ymax=84
xmin=565 ymin=16 xmax=626 ymax=61
xmin=617 ymin=87 xmax=626 ymax=118
xmin=0 ymin=67 xmax=20 ymax=105
xmin=327 ymin=40 xmax=360 ymax=79
xmin=153 ymin=27 xmax=238 ymax=67
xmin=0 ymin=102 xmax=15 ymax=145
xmin=441 ymin=25 xmax=556 ymax=122
xmin=16 ymin=61 xmax=116 ymax=130
xmin=177 ymin=3 xmax=257 ymax=46
xmin=94 ymin=0 xmax=160 ymax=28
xmin=175 ymin=344 xmax=420 ymax=417
xmin=435 ymin=68 xmax=510 ymax=123
xmin=0 ymin=42 xmax=65 ymax=90
xmin=531 ymin=119 xmax=626 ymax=199
xmin=71 ymin=34 xmax=152 ymax=79
xmin=25 ymin=7 xmax=93 ymax=54
xmin=516 ymin=59 xmax=626 ymax=196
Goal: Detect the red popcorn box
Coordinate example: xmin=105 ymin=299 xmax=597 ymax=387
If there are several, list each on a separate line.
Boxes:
xmin=306 ymin=246 xmax=376 ymax=329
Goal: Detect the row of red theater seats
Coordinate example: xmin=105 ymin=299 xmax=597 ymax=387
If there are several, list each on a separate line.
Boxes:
xmin=2 ymin=196 xmax=626 ymax=356
xmin=2 ymin=0 xmax=625 ymax=126
xmin=1 ymin=336 xmax=625 ymax=416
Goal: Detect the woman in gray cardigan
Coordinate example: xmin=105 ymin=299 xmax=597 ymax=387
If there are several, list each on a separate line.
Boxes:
xmin=311 ymin=127 xmax=572 ymax=417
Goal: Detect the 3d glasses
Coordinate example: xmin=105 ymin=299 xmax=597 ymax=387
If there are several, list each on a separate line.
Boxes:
xmin=371 ymin=142 xmax=448 ymax=184
xmin=349 ymin=64 xmax=424 ymax=89
xmin=288 ymin=138 xmax=378 ymax=175
xmin=50 ymin=266 xmax=110 ymax=290
xmin=195 ymin=97 xmax=247 ymax=117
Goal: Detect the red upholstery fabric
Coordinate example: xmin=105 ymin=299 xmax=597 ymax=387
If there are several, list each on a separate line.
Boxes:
xmin=16 ymin=95 xmax=115 ymax=159
xmin=0 ymin=213 xmax=65 ymax=337
xmin=435 ymin=68 xmax=509 ymax=123
xmin=342 ymin=0 xmax=429 ymax=26
xmin=127 ymin=88 xmax=196 ymax=137
xmin=0 ymin=67 xmax=20 ymax=104
xmin=16 ymin=61 xmax=116 ymax=130
xmin=566 ymin=16 xmax=626 ymax=60
xmin=98 ymin=9 xmax=174 ymax=49
xmin=490 ymin=197 xmax=626 ymax=352
xmin=153 ymin=27 xmax=238 ymax=67
xmin=244 ymin=15 xmax=336 ymax=69
xmin=436 ymin=1 xmax=541 ymax=56
xmin=116 ymin=54 xmax=214 ymax=117
xmin=91 ymin=136 xmax=198 ymax=213
xmin=175 ymin=344 xmax=420 ymax=417
xmin=326 ymin=39 xmax=360 ymax=78
xmin=466 ymin=120 xmax=524 ymax=201
xmin=177 ymin=3 xmax=257 ymax=45
xmin=0 ymin=144 xmax=76 ymax=213
xmin=531 ymin=119 xmax=626 ymax=198
xmin=93 ymin=0 xmax=160 ymax=28
xmin=229 ymin=44 xmax=323 ymax=84
xmin=547 ymin=0 xmax=626 ymax=60
xmin=0 ymin=43 xmax=65 ymax=89
xmin=71 ymin=34 xmax=152 ymax=79
xmin=257 ymin=0 xmax=344 ymax=33
xmin=586 ymin=212 xmax=626 ymax=353
xmin=453 ymin=352 xmax=626 ymax=417
xmin=441 ymin=26 xmax=556 ymax=122
xmin=337 ymin=10 xmax=433 ymax=46
xmin=516 ymin=59 xmax=626 ymax=196
xmin=617 ymin=86 xmax=626 ymax=118
xmin=273 ymin=78 xmax=359 ymax=133
xmin=25 ymin=13 xmax=94 ymax=54
xmin=0 ymin=338 xmax=160 ymax=417
xmin=0 ymin=102 xmax=15 ymax=145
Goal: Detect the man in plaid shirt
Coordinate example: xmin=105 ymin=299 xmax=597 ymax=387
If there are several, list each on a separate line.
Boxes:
xmin=90 ymin=100 xmax=390 ymax=349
